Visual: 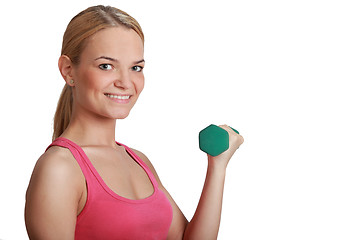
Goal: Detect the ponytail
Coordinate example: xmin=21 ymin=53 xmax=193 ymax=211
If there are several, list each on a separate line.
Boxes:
xmin=52 ymin=85 xmax=73 ymax=141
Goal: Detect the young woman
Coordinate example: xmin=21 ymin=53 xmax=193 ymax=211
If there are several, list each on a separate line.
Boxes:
xmin=25 ymin=5 xmax=244 ymax=240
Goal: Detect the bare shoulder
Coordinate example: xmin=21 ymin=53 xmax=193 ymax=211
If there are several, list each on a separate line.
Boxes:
xmin=30 ymin=146 xmax=81 ymax=183
xmin=25 ymin=146 xmax=83 ymax=239
xmin=26 ymin=146 xmax=84 ymax=198
xmin=130 ymin=148 xmax=161 ymax=182
xmin=131 ymin=148 xmax=152 ymax=166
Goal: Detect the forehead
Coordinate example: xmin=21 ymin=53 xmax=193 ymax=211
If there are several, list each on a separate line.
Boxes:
xmin=81 ymin=27 xmax=144 ymax=61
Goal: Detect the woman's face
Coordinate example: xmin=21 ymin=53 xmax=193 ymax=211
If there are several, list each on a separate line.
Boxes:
xmin=71 ymin=26 xmax=145 ymax=120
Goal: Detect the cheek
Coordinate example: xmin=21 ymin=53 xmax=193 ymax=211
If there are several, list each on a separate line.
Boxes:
xmin=78 ymin=71 xmax=105 ymax=93
xmin=72 ymin=73 xmax=101 ymax=104
xmin=135 ymin=76 xmax=145 ymax=94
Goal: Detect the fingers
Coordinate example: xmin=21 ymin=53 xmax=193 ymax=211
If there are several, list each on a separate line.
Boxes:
xmin=219 ymin=124 xmax=235 ymax=134
xmin=219 ymin=124 xmax=244 ymax=146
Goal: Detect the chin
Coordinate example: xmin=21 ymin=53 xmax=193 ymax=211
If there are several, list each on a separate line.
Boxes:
xmin=113 ymin=111 xmax=131 ymax=120
xmin=115 ymin=115 xmax=130 ymax=120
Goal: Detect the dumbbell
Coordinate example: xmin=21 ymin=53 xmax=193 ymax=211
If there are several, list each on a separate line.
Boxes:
xmin=199 ymin=124 xmax=239 ymax=156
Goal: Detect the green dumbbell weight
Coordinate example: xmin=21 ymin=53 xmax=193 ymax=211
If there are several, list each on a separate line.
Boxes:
xmin=199 ymin=124 xmax=239 ymax=157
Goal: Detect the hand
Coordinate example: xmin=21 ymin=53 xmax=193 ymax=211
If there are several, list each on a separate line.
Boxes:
xmin=208 ymin=125 xmax=244 ymax=170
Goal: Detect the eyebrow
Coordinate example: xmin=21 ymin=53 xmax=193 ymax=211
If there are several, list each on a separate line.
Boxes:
xmin=134 ymin=59 xmax=145 ymax=64
xmin=94 ymin=56 xmax=145 ymax=64
xmin=94 ymin=56 xmax=118 ymax=62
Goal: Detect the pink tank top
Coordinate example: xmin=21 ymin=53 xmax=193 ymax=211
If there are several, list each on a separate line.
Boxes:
xmin=47 ymin=138 xmax=173 ymax=240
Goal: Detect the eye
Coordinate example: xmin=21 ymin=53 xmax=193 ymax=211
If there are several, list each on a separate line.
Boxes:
xmin=99 ymin=64 xmax=113 ymax=70
xmin=132 ymin=66 xmax=143 ymax=72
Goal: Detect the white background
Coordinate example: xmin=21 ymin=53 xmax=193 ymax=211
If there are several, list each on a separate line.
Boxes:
xmin=0 ymin=0 xmax=359 ymax=239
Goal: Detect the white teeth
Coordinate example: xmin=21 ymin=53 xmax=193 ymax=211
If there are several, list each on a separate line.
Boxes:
xmin=105 ymin=94 xmax=130 ymax=100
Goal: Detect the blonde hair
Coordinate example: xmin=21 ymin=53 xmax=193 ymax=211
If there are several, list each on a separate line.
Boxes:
xmin=53 ymin=5 xmax=144 ymax=141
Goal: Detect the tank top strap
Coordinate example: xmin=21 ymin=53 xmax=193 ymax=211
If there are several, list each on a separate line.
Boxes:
xmin=117 ymin=143 xmax=159 ymax=189
xmin=46 ymin=137 xmax=97 ymax=186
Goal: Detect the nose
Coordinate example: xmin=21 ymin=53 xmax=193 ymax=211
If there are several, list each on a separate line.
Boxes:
xmin=114 ymin=70 xmax=132 ymax=89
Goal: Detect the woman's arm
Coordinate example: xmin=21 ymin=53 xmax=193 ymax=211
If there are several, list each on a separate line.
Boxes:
xmin=183 ymin=125 xmax=244 ymax=239
xmin=25 ymin=147 xmax=84 ymax=240
xmin=136 ymin=125 xmax=244 ymax=240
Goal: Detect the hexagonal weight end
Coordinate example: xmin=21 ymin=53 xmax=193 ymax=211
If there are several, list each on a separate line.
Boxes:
xmin=199 ymin=124 xmax=230 ymax=156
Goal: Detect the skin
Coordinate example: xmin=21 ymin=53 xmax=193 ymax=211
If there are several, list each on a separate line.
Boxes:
xmin=25 ymin=26 xmax=244 ymax=240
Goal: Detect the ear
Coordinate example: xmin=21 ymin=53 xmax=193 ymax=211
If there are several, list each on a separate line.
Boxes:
xmin=58 ymin=55 xmax=75 ymax=86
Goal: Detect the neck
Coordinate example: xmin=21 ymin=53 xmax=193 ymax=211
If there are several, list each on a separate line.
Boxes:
xmin=60 ymin=108 xmax=117 ymax=148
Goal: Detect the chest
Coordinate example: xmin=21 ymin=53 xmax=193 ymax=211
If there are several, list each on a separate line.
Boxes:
xmin=82 ymin=146 xmax=154 ymax=200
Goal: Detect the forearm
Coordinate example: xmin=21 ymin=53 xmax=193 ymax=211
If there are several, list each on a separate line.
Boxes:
xmin=183 ymin=160 xmax=227 ymax=240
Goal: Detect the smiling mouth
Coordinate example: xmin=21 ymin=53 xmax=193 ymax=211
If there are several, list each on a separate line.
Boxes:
xmin=104 ymin=93 xmax=131 ymax=100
